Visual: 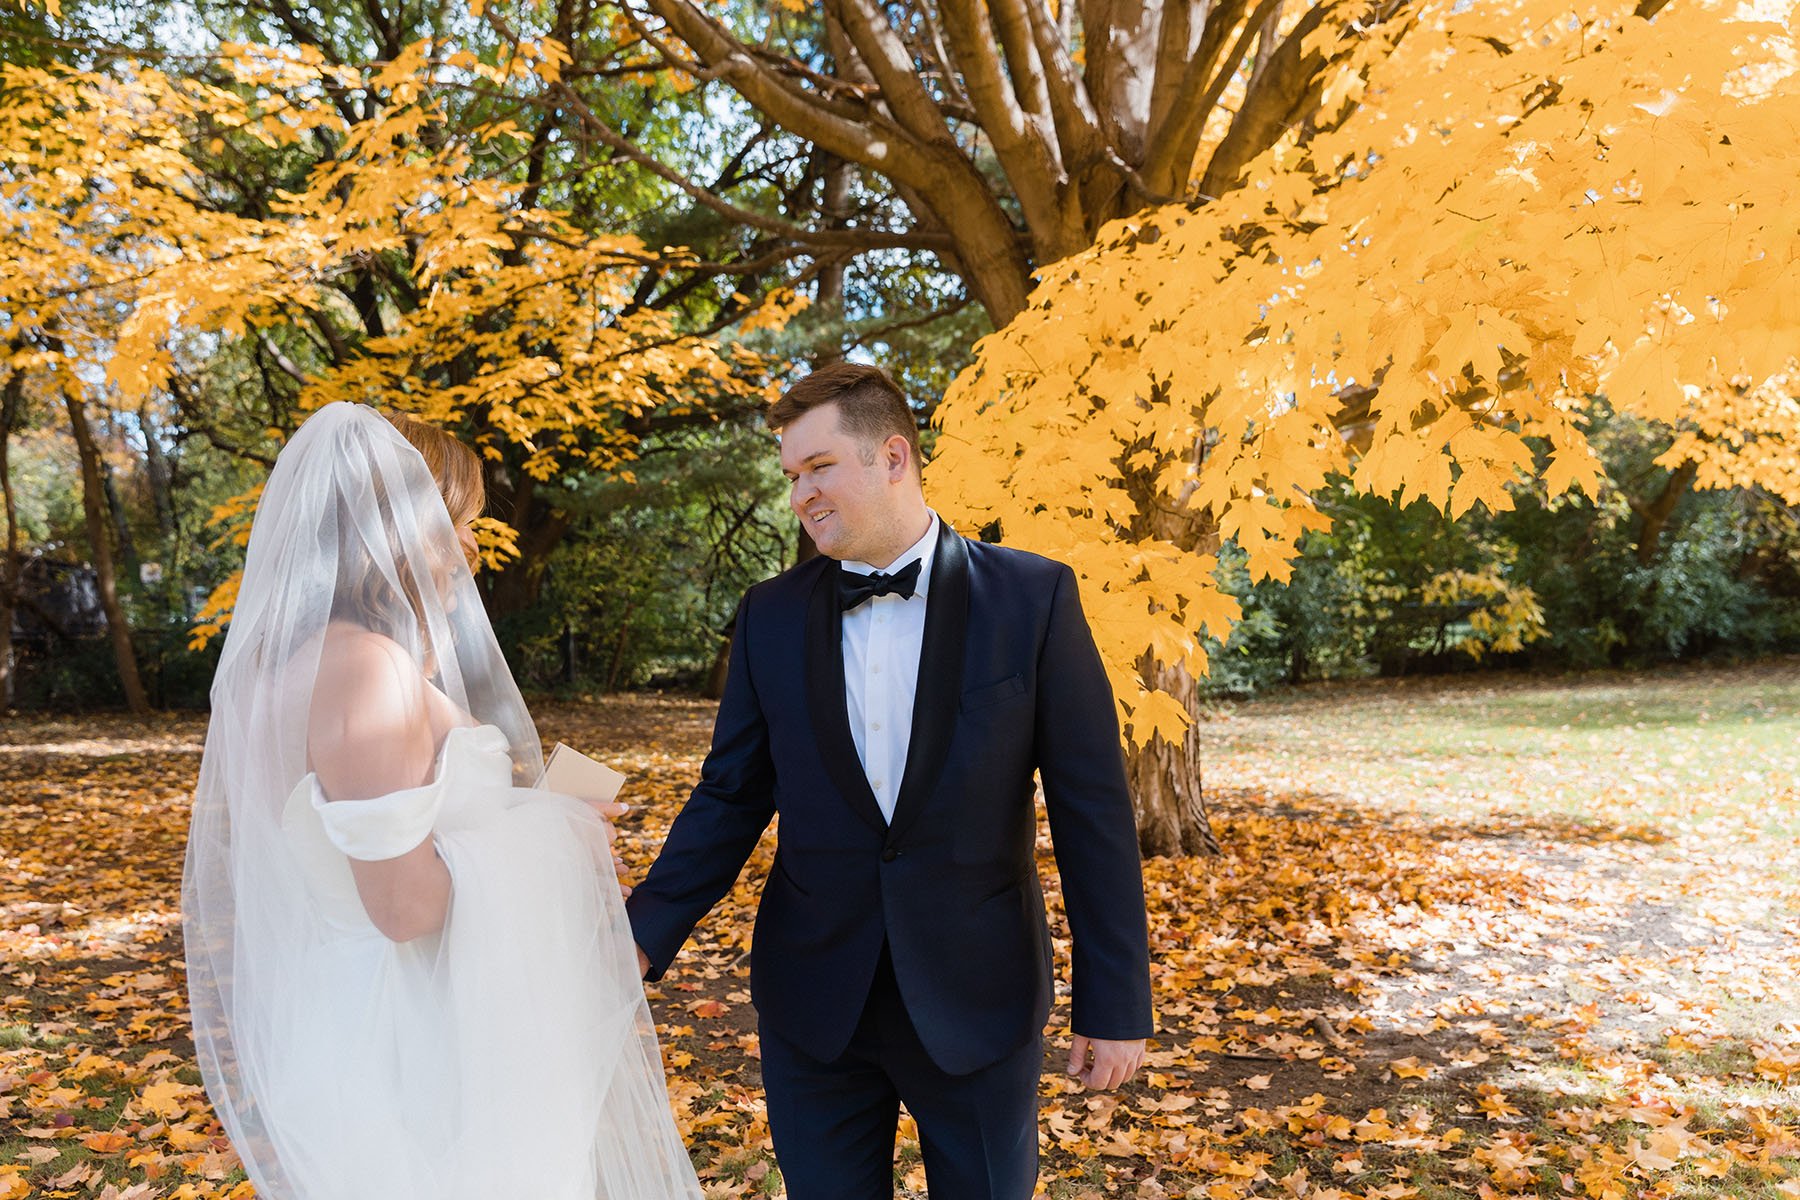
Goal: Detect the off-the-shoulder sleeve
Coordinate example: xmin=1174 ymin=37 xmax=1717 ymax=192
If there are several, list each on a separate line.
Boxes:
xmin=309 ymin=777 xmax=445 ymax=861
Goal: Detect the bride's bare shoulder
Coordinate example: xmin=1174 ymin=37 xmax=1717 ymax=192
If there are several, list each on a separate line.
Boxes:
xmin=315 ymin=622 xmax=424 ymax=698
xmin=309 ymin=624 xmax=433 ymax=789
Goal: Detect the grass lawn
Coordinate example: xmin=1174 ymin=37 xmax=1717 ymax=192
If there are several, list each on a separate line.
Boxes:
xmin=1 ymin=660 xmax=1796 ymax=1199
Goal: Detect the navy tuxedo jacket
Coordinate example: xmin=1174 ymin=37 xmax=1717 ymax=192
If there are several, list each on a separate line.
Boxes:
xmin=625 ymin=524 xmax=1154 ymax=1076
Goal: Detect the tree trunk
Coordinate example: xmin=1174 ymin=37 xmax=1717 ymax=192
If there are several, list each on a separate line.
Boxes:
xmin=605 ymin=601 xmax=636 ymax=691
xmin=102 ymin=469 xmax=140 ymax=578
xmin=702 ymin=617 xmax=733 ymax=700
xmin=1129 ymin=653 xmax=1224 ymax=857
xmin=62 ymin=388 xmax=150 ymax=713
xmin=479 ymin=469 xmax=573 ymax=618
xmin=1632 ymin=459 xmax=1698 ymax=565
xmin=811 ymin=152 xmax=856 ymax=365
xmin=0 ymin=369 xmax=21 ymax=709
xmin=1121 ymin=463 xmax=1225 ymax=857
xmin=139 ymin=400 xmax=179 ymax=542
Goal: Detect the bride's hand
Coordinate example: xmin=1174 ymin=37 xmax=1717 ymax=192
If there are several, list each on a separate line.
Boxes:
xmin=590 ymin=799 xmax=632 ymax=896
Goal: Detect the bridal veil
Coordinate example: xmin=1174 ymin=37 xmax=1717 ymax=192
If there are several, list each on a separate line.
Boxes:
xmin=182 ymin=402 xmax=699 ymax=1199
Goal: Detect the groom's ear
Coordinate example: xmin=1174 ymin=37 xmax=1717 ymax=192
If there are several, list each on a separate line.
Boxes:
xmin=882 ymin=433 xmax=911 ymax=479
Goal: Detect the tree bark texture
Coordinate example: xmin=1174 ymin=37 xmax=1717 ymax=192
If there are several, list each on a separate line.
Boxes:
xmin=62 ymin=388 xmax=150 ymax=713
xmin=0 ymin=368 xmax=22 ymax=709
xmin=636 ymin=0 xmax=1350 ymax=325
xmin=1130 ymin=652 xmax=1224 ymax=856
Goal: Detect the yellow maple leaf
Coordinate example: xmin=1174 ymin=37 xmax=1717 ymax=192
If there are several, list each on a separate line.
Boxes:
xmin=138 ymin=1078 xmax=194 ymax=1120
xmin=1388 ymin=1057 xmax=1434 ymax=1080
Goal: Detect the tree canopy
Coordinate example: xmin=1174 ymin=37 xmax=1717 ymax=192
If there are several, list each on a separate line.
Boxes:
xmin=929 ymin=0 xmax=1799 ymax=742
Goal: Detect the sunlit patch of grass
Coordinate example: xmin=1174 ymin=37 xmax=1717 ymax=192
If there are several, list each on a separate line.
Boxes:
xmin=1204 ymin=661 xmax=1800 ymax=887
xmin=1047 ymin=1158 xmax=1111 ymax=1197
xmin=0 ymin=1021 xmax=69 ymax=1050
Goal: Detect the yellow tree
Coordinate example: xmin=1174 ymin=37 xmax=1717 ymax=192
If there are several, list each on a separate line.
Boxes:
xmin=928 ymin=0 xmax=1799 ymax=853
xmin=0 ymin=39 xmax=790 ymax=650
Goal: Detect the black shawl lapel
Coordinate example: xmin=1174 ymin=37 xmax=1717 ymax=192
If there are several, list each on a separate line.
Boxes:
xmin=804 ymin=561 xmax=889 ymax=835
xmin=885 ymin=523 xmax=970 ymax=848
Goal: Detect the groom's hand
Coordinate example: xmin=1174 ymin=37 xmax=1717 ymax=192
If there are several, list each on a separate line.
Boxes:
xmin=635 ymin=946 xmax=651 ymax=979
xmin=1068 ymin=1034 xmax=1145 ymax=1092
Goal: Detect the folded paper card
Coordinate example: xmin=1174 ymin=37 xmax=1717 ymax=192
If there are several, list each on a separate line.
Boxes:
xmin=536 ymin=742 xmax=627 ymax=806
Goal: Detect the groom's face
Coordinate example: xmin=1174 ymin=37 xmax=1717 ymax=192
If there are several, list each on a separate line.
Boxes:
xmin=779 ymin=403 xmax=911 ymax=564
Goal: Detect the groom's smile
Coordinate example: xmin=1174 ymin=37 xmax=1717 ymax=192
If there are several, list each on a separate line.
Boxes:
xmin=778 ymin=399 xmax=926 ymax=569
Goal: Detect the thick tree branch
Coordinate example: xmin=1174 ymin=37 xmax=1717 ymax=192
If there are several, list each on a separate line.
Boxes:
xmin=635 ymin=0 xmax=945 ymax=182
xmin=1198 ymin=0 xmax=1339 ymax=198
xmin=1142 ymin=0 xmax=1262 ymax=196
xmin=935 ymin=0 xmax=1080 ymax=258
xmin=628 ymin=0 xmax=1036 ymax=318
xmin=1021 ymin=0 xmax=1110 ymax=174
xmin=1082 ymin=0 xmax=1161 ymax=160
xmin=825 ymin=0 xmax=956 ymax=145
xmin=987 ymin=0 xmax=1056 ymax=126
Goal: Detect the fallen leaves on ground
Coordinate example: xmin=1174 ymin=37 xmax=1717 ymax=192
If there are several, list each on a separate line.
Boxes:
xmin=3 ymin=663 xmax=1798 ymax=1198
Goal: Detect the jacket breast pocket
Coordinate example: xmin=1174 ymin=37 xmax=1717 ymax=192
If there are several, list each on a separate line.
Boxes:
xmin=960 ymin=674 xmax=1026 ymax=713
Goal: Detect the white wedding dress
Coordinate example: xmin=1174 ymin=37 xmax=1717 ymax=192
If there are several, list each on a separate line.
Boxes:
xmin=181 ymin=403 xmax=701 ymax=1200
xmin=256 ymin=721 xmax=700 ymax=1200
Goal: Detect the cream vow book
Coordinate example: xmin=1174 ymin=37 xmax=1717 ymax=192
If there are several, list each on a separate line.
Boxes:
xmin=536 ymin=743 xmax=628 ymax=805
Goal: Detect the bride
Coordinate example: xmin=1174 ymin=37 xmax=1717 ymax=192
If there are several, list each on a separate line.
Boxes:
xmin=182 ymin=402 xmax=702 ymax=1199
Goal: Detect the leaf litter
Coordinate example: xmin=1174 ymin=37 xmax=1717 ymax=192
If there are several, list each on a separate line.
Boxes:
xmin=2 ymin=664 xmax=1797 ymax=1198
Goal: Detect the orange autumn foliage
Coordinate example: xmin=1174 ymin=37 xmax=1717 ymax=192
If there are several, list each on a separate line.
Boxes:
xmin=929 ymin=0 xmax=1799 ymax=742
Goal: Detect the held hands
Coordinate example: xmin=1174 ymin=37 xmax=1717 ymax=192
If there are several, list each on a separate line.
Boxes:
xmin=1068 ymin=1034 xmax=1146 ymax=1092
xmin=585 ymin=794 xmax=648 ymax=977
xmin=588 ymin=799 xmax=633 ymax=898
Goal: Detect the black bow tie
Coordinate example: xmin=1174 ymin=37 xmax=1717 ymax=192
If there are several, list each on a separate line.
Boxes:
xmin=838 ymin=559 xmax=922 ymax=611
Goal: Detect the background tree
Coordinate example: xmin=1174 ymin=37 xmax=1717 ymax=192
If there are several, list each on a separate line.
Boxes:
xmin=926 ymin=0 xmax=1798 ymax=851
xmin=0 ymin=30 xmax=808 ymax=649
xmin=0 ymin=354 xmax=25 ymax=708
xmin=483 ymin=0 xmax=1394 ymax=844
xmin=5 ymin=0 xmax=1792 ymax=873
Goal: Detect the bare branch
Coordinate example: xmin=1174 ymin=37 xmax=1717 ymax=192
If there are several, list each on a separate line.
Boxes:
xmin=824 ymin=0 xmax=955 ymax=143
xmin=480 ymin=9 xmax=952 ymax=254
xmin=634 ymin=0 xmax=944 ymax=183
xmin=254 ymin=331 xmax=310 ymax=385
xmin=842 ymin=293 xmax=976 ymax=352
xmin=1198 ymin=0 xmax=1342 ymax=198
xmin=1141 ymin=0 xmax=1275 ymax=196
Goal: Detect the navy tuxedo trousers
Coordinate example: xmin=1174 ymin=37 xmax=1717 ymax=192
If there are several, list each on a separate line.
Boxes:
xmin=760 ymin=943 xmax=1042 ymax=1200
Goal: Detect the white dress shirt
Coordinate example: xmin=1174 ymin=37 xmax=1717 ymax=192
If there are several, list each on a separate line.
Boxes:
xmin=841 ymin=512 xmax=940 ymax=824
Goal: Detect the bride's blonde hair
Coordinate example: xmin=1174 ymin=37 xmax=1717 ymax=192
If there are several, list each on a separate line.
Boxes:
xmin=330 ymin=411 xmax=485 ymax=647
xmin=386 ymin=411 xmax=485 ymax=530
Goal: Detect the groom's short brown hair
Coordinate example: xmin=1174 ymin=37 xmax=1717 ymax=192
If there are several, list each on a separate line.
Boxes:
xmin=770 ymin=362 xmax=921 ymax=469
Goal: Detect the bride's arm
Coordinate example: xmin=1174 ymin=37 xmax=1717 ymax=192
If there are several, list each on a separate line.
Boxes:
xmin=310 ymin=629 xmax=453 ymax=943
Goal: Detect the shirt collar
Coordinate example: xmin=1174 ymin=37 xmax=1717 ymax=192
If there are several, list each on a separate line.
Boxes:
xmin=843 ymin=511 xmax=941 ymax=598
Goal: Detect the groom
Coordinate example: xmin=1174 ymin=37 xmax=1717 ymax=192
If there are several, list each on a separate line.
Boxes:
xmin=625 ymin=363 xmax=1153 ymax=1199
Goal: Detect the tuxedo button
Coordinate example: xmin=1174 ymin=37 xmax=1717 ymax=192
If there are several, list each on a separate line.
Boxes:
xmin=881 ymin=848 xmax=899 ymax=862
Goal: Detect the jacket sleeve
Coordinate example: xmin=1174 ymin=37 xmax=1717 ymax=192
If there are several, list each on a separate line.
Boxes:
xmin=625 ymin=590 xmax=776 ymax=981
xmin=1035 ymin=563 xmax=1155 ymax=1041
